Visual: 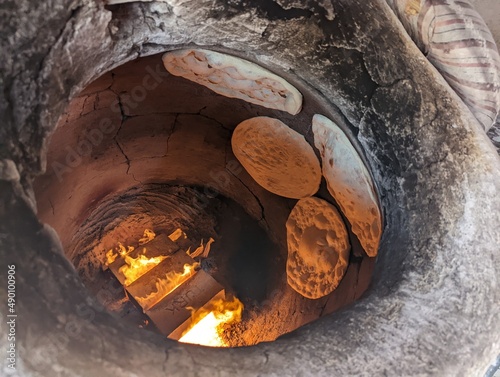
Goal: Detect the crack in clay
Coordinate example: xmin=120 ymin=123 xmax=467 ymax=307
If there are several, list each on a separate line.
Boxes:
xmin=225 ymin=167 xmax=265 ymax=222
xmin=413 ymin=98 xmax=440 ymax=136
xmin=80 ymin=95 xmax=92 ymax=117
xmin=108 ymin=72 xmax=120 ymax=98
xmin=197 ymin=106 xmax=233 ymax=131
xmin=261 ymin=24 xmax=271 ymax=38
xmin=114 ymin=139 xmax=131 ymax=173
xmin=318 ymin=297 xmax=329 ymax=317
xmin=365 ymin=79 xmax=407 ymax=115
xmin=353 ymin=261 xmax=362 ymax=300
xmin=113 ymin=103 xmax=132 ymax=174
xmin=94 ymin=92 xmax=100 ymax=111
xmin=368 ymin=78 xmax=413 ymax=116
xmin=48 ymin=198 xmax=55 ymax=216
xmin=130 ymin=172 xmax=142 ymax=184
xmin=165 ymin=114 xmax=178 ymax=156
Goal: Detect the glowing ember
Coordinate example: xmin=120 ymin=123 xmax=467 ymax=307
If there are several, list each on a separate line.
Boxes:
xmin=168 ymin=228 xmax=187 ymax=242
xmin=119 ymin=253 xmax=167 ymax=286
xmin=136 ymin=263 xmax=199 ymax=310
xmin=179 ymin=296 xmax=244 ymax=347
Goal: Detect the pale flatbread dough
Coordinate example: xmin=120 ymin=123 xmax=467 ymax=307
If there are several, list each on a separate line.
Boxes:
xmin=312 ymin=114 xmax=382 ymax=257
xmin=163 ymin=49 xmax=303 ymax=115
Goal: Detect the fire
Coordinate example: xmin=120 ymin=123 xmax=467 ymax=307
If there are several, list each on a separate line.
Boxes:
xmin=105 ymin=229 xmax=156 ymax=266
xmin=105 ymin=243 xmax=135 ymax=265
xmin=104 ymin=227 xmax=238 ymax=346
xmin=179 ymin=296 xmax=244 ymax=347
xmin=119 ymin=253 xmax=168 ymax=286
xmin=188 ymin=237 xmax=215 ymax=259
xmin=168 ymin=228 xmax=187 ymax=242
xmin=139 ymin=229 xmax=156 ymax=244
xmin=106 ymin=249 xmax=118 ymax=265
xmin=136 ymin=262 xmax=199 ymax=310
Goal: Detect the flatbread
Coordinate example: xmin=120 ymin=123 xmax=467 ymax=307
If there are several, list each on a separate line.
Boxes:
xmin=286 ymin=197 xmax=350 ymax=299
xmin=163 ymin=49 xmax=303 ymax=115
xmin=312 ymin=114 xmax=382 ymax=257
xmin=231 ymin=116 xmax=321 ymax=199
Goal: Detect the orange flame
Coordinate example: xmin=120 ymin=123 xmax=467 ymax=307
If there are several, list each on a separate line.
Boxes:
xmin=179 ymin=296 xmax=244 ymax=347
xmin=105 ymin=229 xmax=155 ymax=266
xmin=138 ymin=229 xmax=156 ymax=245
xmin=188 ymin=237 xmax=215 ymax=259
xmin=136 ymin=263 xmax=199 ymax=310
xmin=105 ymin=249 xmax=118 ymax=265
xmin=105 ymin=242 xmax=135 ymax=266
xmin=168 ymin=228 xmax=187 ymax=242
xmin=119 ymin=252 xmax=167 ymax=286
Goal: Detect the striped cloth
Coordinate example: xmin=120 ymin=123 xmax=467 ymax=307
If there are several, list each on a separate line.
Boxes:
xmin=387 ymin=0 xmax=500 ymax=131
xmin=487 ymin=120 xmax=500 ymax=155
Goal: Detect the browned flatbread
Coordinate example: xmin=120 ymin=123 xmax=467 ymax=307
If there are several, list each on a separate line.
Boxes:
xmin=286 ymin=197 xmax=350 ymax=299
xmin=232 ymin=116 xmax=321 ymax=199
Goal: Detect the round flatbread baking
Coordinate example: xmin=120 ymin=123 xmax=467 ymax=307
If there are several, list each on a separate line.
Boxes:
xmin=232 ymin=116 xmax=321 ymax=199
xmin=286 ymin=197 xmax=350 ymax=299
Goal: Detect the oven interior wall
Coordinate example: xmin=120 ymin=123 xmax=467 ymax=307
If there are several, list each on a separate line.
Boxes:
xmin=33 ymin=53 xmax=375 ymax=345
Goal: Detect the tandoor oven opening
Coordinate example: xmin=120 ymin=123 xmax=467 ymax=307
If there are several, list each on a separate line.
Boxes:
xmin=33 ymin=50 xmax=379 ymax=347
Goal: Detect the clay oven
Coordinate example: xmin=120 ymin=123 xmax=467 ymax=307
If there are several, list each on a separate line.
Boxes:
xmin=1 ymin=0 xmax=499 ymax=376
